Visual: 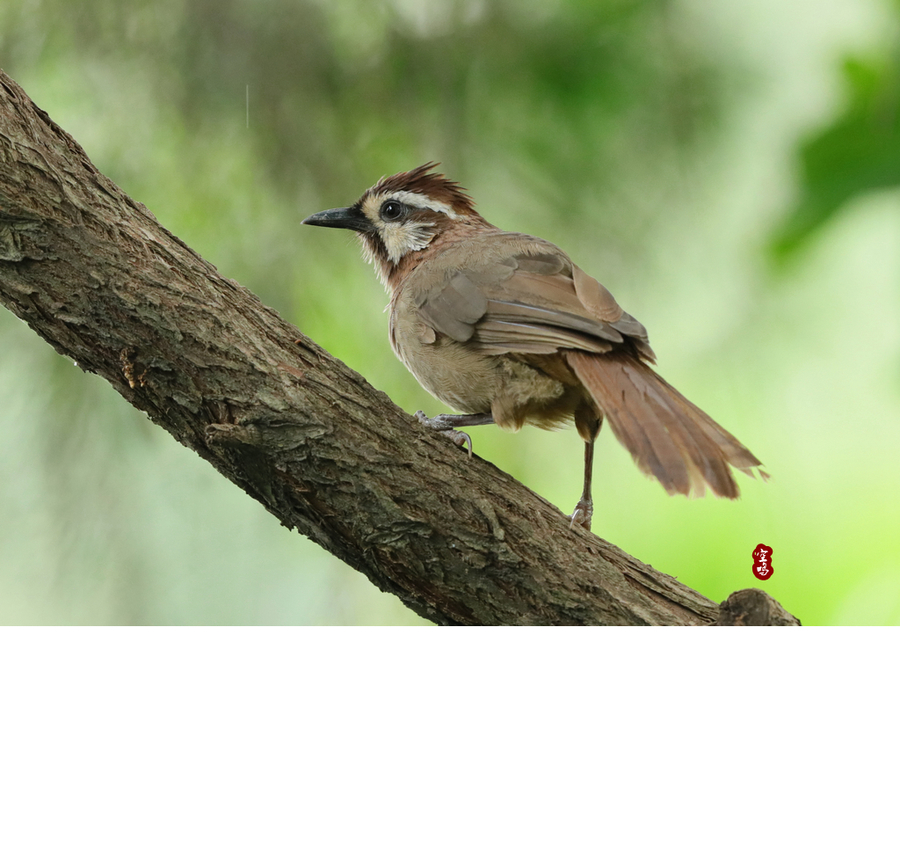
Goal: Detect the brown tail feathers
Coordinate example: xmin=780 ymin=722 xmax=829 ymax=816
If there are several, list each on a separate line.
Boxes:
xmin=566 ymin=350 xmax=764 ymax=498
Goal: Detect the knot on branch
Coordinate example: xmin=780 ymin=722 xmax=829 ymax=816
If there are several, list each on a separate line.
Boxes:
xmin=715 ymin=589 xmax=800 ymax=626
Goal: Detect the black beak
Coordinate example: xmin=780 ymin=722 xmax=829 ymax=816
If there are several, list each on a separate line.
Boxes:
xmin=302 ymin=206 xmax=372 ymax=233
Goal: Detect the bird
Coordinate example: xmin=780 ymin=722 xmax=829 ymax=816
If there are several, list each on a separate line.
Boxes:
xmin=303 ymin=163 xmax=764 ymax=530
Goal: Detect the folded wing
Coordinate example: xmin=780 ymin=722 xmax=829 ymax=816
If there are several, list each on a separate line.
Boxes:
xmin=412 ymin=239 xmax=655 ymax=360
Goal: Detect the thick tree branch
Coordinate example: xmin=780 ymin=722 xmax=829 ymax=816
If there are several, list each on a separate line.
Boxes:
xmin=0 ymin=71 xmax=796 ymax=625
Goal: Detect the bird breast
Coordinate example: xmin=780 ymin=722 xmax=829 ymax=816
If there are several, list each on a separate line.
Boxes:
xmin=389 ymin=296 xmax=499 ymax=414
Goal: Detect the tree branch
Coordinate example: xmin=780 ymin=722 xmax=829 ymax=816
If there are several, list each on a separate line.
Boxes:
xmin=0 ymin=70 xmax=796 ymax=625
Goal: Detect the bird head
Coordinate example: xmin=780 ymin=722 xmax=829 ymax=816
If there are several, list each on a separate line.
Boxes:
xmin=303 ymin=163 xmax=487 ymax=288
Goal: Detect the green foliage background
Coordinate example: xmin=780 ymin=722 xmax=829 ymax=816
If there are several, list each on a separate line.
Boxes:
xmin=2 ymin=0 xmax=899 ymax=624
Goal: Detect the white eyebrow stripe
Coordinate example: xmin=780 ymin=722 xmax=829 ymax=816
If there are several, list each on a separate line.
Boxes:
xmin=382 ymin=190 xmax=460 ymax=219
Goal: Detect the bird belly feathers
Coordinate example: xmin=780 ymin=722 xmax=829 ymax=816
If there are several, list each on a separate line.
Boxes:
xmin=389 ymin=296 xmax=580 ymax=430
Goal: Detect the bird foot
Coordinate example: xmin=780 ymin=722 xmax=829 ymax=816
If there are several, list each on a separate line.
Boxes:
xmin=570 ymin=498 xmax=593 ymax=531
xmin=415 ymin=411 xmax=473 ymax=457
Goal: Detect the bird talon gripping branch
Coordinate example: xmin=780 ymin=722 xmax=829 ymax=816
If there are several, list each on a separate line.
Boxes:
xmin=570 ymin=501 xmax=593 ymax=530
xmin=414 ymin=410 xmax=473 ymax=456
xmin=304 ymin=164 xmax=764 ymax=532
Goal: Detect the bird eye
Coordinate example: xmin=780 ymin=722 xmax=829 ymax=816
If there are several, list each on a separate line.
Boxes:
xmin=380 ymin=200 xmax=405 ymax=221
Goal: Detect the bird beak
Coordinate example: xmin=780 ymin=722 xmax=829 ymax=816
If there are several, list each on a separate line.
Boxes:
xmin=302 ymin=206 xmax=372 ymax=233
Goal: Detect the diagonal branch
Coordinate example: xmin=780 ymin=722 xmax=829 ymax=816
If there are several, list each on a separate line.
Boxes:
xmin=0 ymin=70 xmax=797 ymax=625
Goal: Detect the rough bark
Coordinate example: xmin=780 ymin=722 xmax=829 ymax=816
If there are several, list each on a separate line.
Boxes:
xmin=715 ymin=590 xmax=800 ymax=626
xmin=0 ymin=70 xmax=797 ymax=625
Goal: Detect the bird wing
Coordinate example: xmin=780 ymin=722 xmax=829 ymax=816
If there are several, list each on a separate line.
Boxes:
xmin=410 ymin=233 xmax=654 ymax=360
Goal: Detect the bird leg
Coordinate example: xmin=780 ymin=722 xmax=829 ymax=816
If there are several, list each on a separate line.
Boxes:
xmin=570 ymin=437 xmax=595 ymax=530
xmin=571 ymin=408 xmax=602 ymax=531
xmin=414 ymin=411 xmax=494 ymax=457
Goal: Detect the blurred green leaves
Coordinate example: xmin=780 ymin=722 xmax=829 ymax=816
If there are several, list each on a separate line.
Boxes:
xmin=772 ymin=50 xmax=900 ymax=259
xmin=1 ymin=0 xmax=727 ymax=228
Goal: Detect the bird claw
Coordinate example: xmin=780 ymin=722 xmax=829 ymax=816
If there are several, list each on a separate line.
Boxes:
xmin=415 ymin=411 xmax=473 ymax=457
xmin=570 ymin=499 xmax=593 ymax=531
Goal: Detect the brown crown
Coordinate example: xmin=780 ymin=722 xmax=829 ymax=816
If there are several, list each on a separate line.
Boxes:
xmin=367 ymin=163 xmax=477 ymax=215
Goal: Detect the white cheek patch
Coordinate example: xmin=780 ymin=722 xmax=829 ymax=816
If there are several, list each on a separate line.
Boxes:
xmin=380 ymin=221 xmax=435 ymax=263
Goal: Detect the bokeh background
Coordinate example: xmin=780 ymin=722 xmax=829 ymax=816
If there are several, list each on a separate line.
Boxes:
xmin=1 ymin=0 xmax=898 ymax=624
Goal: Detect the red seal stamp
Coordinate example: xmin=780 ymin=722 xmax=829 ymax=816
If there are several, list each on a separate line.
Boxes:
xmin=752 ymin=544 xmax=774 ymax=581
